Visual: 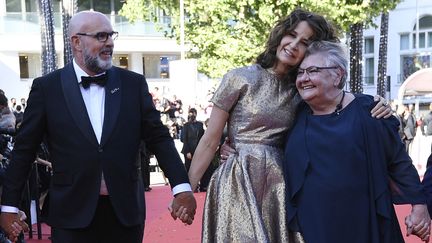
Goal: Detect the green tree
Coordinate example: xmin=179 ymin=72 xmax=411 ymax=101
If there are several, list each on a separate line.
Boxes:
xmin=120 ymin=0 xmax=400 ymax=79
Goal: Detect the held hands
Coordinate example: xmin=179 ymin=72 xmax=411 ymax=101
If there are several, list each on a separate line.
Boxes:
xmin=0 ymin=211 xmax=29 ymax=242
xmin=372 ymin=95 xmax=392 ymax=118
xmin=168 ymin=191 xmax=197 ymax=225
xmin=405 ymin=204 xmax=431 ymax=242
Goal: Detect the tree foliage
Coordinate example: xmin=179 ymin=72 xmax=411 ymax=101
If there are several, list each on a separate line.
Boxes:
xmin=120 ymin=0 xmax=401 ymax=78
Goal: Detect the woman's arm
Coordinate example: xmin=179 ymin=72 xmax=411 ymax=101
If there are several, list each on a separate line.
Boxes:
xmin=188 ymin=106 xmax=229 ymax=191
xmin=371 ymin=95 xmax=392 ymax=118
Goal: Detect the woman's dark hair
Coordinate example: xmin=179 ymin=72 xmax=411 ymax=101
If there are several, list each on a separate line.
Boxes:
xmin=256 ymin=9 xmax=339 ymax=69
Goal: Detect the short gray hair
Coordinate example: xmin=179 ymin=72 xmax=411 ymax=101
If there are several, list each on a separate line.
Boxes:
xmin=304 ymin=41 xmax=348 ymax=89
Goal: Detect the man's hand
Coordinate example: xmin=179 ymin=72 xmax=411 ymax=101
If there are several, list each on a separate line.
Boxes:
xmin=169 ymin=191 xmax=196 ymax=225
xmin=220 ymin=137 xmax=235 ymax=164
xmin=405 ymin=204 xmax=431 ymax=242
xmin=0 ymin=212 xmax=29 ymax=242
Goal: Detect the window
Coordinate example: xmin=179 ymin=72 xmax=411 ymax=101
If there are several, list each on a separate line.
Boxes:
xmin=77 ymin=0 xmax=125 ymax=14
xmin=428 ymin=32 xmax=432 ymax=47
xmin=401 ymin=55 xmax=431 ymax=80
xmin=419 ymin=32 xmax=426 ymax=48
xmin=6 ymin=0 xmax=21 ymax=12
xmin=19 ymin=54 xmax=41 ymax=79
xmin=24 ymin=0 xmax=38 ymax=12
xmin=143 ymin=55 xmax=179 ymax=79
xmin=364 ymin=38 xmax=374 ymax=54
xmin=400 ymin=34 xmax=409 ymax=50
xmin=113 ymin=55 xmax=129 ymax=69
xmin=419 ymin=15 xmax=432 ymax=29
xmin=364 ymin=58 xmax=374 ymax=85
xmin=160 ymin=57 xmax=169 ymax=78
xmin=412 ymin=33 xmax=427 ymax=49
xmin=412 ymin=34 xmax=416 ymax=49
xmin=19 ymin=56 xmax=29 ymax=78
xmin=364 ymin=37 xmax=374 ymax=85
xmin=143 ymin=56 xmax=160 ymax=79
xmin=92 ymin=1 xmax=111 ymax=14
xmin=78 ymin=0 xmax=91 ymax=12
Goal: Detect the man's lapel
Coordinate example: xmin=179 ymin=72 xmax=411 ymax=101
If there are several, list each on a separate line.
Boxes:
xmin=100 ymin=67 xmax=121 ymax=146
xmin=60 ymin=63 xmax=99 ymax=146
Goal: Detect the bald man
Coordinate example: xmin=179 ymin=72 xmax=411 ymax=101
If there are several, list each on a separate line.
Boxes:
xmin=0 ymin=11 xmax=196 ymax=243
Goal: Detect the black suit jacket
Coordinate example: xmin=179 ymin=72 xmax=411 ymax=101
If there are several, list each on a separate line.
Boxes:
xmin=1 ymin=63 xmax=189 ymax=228
xmin=180 ymin=121 xmax=204 ymax=155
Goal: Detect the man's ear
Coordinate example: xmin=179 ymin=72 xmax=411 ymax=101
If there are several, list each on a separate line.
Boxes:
xmin=70 ymin=36 xmax=82 ymax=51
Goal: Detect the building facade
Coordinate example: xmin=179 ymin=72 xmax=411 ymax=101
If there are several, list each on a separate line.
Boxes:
xmin=0 ymin=0 xmax=188 ymax=100
xmin=363 ymin=0 xmax=432 ymax=104
xmin=1 ymin=0 xmax=431 ymax=106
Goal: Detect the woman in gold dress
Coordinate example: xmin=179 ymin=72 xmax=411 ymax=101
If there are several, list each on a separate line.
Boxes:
xmin=178 ymin=9 xmax=387 ymax=243
xmin=181 ymin=10 xmax=337 ymax=243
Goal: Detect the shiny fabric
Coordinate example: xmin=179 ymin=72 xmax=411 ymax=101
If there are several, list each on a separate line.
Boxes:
xmin=202 ymin=64 xmax=302 ymax=243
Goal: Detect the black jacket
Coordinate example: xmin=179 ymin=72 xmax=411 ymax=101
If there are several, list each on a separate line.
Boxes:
xmin=2 ymin=63 xmax=189 ymax=228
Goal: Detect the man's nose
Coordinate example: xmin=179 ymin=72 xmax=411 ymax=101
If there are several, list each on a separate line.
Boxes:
xmin=105 ymin=36 xmax=114 ymax=46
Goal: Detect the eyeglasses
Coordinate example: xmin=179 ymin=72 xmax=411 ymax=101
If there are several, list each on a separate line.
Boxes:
xmin=297 ymin=66 xmax=339 ymax=78
xmin=76 ymin=31 xmax=119 ymax=42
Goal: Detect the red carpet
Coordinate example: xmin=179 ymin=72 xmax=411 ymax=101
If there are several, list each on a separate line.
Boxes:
xmin=25 ymin=185 xmax=205 ymax=243
xmin=24 ymin=186 xmax=426 ymax=243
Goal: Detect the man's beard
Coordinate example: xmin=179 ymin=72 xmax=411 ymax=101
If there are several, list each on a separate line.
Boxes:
xmin=83 ymin=48 xmax=112 ymax=74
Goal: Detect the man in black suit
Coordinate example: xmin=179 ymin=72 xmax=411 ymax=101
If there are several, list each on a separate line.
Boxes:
xmin=181 ymin=108 xmax=204 ymax=173
xmin=0 ymin=11 xmax=196 ymax=243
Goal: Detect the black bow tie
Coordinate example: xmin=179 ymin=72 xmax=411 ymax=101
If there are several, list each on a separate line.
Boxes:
xmin=81 ymin=74 xmax=107 ymax=89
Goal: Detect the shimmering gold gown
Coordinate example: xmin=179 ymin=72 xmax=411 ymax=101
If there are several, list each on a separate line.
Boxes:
xmin=203 ymin=64 xmax=304 ymax=243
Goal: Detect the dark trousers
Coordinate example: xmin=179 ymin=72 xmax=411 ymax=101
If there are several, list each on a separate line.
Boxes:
xmin=184 ymin=154 xmax=216 ymax=191
xmin=51 ymin=196 xmax=144 ymax=243
xmin=184 ymin=156 xmax=192 ymax=173
xmin=405 ymin=139 xmax=413 ymax=154
xmin=141 ymin=158 xmax=151 ymax=188
xmin=200 ymin=163 xmax=217 ymax=191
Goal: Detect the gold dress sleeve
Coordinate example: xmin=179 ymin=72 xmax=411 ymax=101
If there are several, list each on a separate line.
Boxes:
xmin=210 ymin=70 xmax=247 ymax=113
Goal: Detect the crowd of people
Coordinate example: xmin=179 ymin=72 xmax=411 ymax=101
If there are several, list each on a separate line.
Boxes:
xmin=1 ymin=8 xmax=432 ymax=243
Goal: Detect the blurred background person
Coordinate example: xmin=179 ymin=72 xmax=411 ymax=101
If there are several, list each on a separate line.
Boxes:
xmin=9 ymin=98 xmax=16 ymax=112
xmin=180 ymin=108 xmax=205 ymax=191
xmin=19 ymin=98 xmax=26 ymax=111
xmin=424 ymin=103 xmax=432 ymax=152
xmin=13 ymin=105 xmax=23 ymax=130
xmin=404 ymin=104 xmax=417 ymax=154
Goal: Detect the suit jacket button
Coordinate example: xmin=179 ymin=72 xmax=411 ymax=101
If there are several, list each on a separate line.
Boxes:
xmin=98 ymin=148 xmax=103 ymax=152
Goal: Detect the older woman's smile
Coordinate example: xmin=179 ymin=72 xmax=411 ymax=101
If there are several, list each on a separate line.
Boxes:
xmin=300 ymin=85 xmax=315 ymax=90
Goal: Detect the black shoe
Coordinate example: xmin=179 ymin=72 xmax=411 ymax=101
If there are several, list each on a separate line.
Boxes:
xmin=145 ymin=187 xmax=152 ymax=191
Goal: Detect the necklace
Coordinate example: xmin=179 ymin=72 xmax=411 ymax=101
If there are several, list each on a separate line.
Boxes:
xmin=334 ymin=90 xmax=345 ymax=115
